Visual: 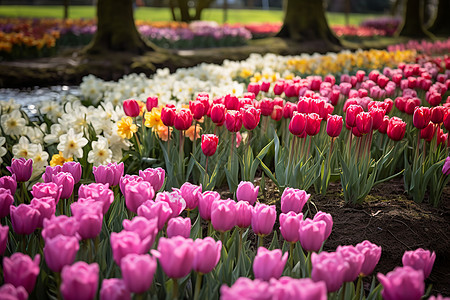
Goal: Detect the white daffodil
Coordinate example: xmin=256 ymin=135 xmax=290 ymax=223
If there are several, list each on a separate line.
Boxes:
xmin=1 ymin=109 xmax=27 ymax=137
xmin=0 ymin=98 xmax=21 ymax=113
xmin=32 ymin=143 xmax=49 ymax=174
xmin=44 ymin=123 xmax=66 ymax=145
xmin=87 ymin=136 xmax=112 ymax=166
xmin=26 ymin=126 xmax=45 ymax=144
xmin=12 ymin=136 xmax=38 ymax=159
xmin=57 ymin=128 xmax=88 ymax=159
xmin=0 ymin=137 xmax=7 ymax=164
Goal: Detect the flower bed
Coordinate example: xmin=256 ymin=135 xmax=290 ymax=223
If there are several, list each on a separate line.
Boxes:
xmin=1 ymin=43 xmax=450 ymax=298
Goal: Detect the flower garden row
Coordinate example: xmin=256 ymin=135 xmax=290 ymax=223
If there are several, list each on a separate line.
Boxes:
xmin=1 ymin=43 xmax=450 ymax=299
xmin=0 ymin=16 xmax=437 ymax=60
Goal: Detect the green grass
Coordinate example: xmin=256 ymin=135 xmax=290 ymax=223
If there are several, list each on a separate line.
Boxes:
xmin=0 ymin=5 xmax=382 ymax=25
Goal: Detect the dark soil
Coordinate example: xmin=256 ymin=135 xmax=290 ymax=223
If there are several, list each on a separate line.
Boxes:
xmin=219 ymin=177 xmax=450 ymax=296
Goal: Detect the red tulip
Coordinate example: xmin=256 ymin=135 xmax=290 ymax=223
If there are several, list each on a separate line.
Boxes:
xmin=225 ymin=110 xmax=243 ymax=132
xmin=201 ymin=134 xmax=219 ymax=156
xmin=161 ymin=104 xmax=176 ymax=127
xmin=174 ymin=108 xmax=193 ymax=131
xmin=247 ymin=82 xmax=260 ymax=96
xmin=189 ymin=100 xmax=207 ymax=120
xmin=123 ymin=99 xmax=140 ymax=117
xmin=413 ymin=107 xmax=431 ymax=129
xmin=420 ymin=122 xmax=435 ymax=142
xmin=271 ymin=105 xmax=283 ymax=121
xmin=443 ymin=110 xmax=450 ymax=132
xmin=282 ymin=102 xmax=297 ymax=119
xmin=224 ymin=94 xmax=240 ymax=110
xmin=241 ymin=106 xmax=261 ymax=130
xmin=260 ymin=81 xmax=270 ymax=93
xmin=326 ymin=115 xmax=343 ymax=137
xmin=289 ymin=112 xmax=307 ymax=136
xmin=146 ymin=96 xmax=158 ymax=112
xmin=387 ymin=117 xmax=406 ymax=141
xmin=306 ymin=113 xmax=322 ymax=136
xmin=260 ymin=98 xmax=274 ymax=116
xmin=273 ymin=81 xmax=284 ymax=95
xmin=430 ymin=106 xmax=445 ymax=124
xmin=378 ymin=116 xmax=390 ymax=134
xmin=345 ymin=104 xmax=363 ymax=128
xmin=369 ymin=107 xmax=385 ymax=130
xmin=210 ymin=103 xmax=226 ymax=126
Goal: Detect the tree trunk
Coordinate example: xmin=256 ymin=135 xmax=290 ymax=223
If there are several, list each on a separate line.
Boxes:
xmin=194 ymin=0 xmax=214 ymax=20
xmin=169 ymin=0 xmax=179 ymax=21
xmin=63 ymin=0 xmax=69 ymax=19
xmin=276 ymin=0 xmax=341 ymax=46
xmin=428 ymin=0 xmax=450 ymax=36
xmin=86 ymin=0 xmax=154 ymax=54
xmin=397 ymin=0 xmax=434 ymax=38
xmin=177 ymin=0 xmax=192 ymax=22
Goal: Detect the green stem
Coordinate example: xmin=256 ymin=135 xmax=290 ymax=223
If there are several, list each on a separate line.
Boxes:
xmin=289 ymin=242 xmax=294 ymax=271
xmin=172 ymin=278 xmax=179 ymax=300
xmin=56 ymin=272 xmax=62 ymax=300
xmin=306 ymin=251 xmax=312 ymax=277
xmin=187 ymin=209 xmax=190 ymax=219
xmin=355 ymin=275 xmax=363 ymax=299
xmin=257 ymin=234 xmax=263 ymax=249
xmin=220 ymin=232 xmax=226 ymax=249
xmin=193 ymin=120 xmax=198 ymax=156
xmin=207 ymin=221 xmax=213 ymax=238
xmin=204 ymin=156 xmax=209 ymax=187
xmin=193 ymin=272 xmax=203 ymax=300
xmin=341 ymin=281 xmax=347 ymax=300
xmin=237 ymin=228 xmax=243 ymax=264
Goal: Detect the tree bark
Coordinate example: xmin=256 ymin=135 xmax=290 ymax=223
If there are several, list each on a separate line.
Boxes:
xmin=194 ymin=0 xmax=214 ymax=20
xmin=427 ymin=0 xmax=450 ymax=36
xmin=276 ymin=0 xmax=341 ymax=46
xmin=63 ymin=0 xmax=69 ymax=20
xmin=85 ymin=0 xmax=154 ymax=54
xmin=177 ymin=0 xmax=191 ymax=22
xmin=397 ymin=0 xmax=434 ymax=38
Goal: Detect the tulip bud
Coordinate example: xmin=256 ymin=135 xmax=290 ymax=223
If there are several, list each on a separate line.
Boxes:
xmin=235 ymin=200 xmax=253 ymax=228
xmin=377 ymin=266 xmax=424 ymax=300
xmin=413 ymin=107 xmax=431 ymax=129
xmin=123 ymin=99 xmax=140 ymax=117
xmin=61 ymin=262 xmax=99 ymax=300
xmin=137 ymin=200 xmax=172 ymax=231
xmin=121 ymin=254 xmax=156 ymax=294
xmin=345 ymin=105 xmax=363 ymax=128
xmin=210 ymin=103 xmax=226 ymax=126
xmin=326 ymin=115 xmax=343 ymax=137
xmin=387 ymin=117 xmax=406 ymax=141
xmin=225 ymin=110 xmax=243 ymax=132
xmin=44 ymin=235 xmax=79 ymax=272
xmin=192 ymin=237 xmax=222 ymax=274
xmin=211 ymin=199 xmax=236 ymax=232
xmin=253 ymin=247 xmax=288 ymax=281
xmin=167 ymin=217 xmax=191 ymax=238
xmin=279 ymin=212 xmax=302 ymax=243
xmin=289 ymin=112 xmax=307 ymax=136
xmin=3 ymin=253 xmax=40 ymax=294
xmin=252 ymin=203 xmax=276 ymax=236
xmin=10 ymin=204 xmax=40 ymax=235
xmin=174 ymin=108 xmax=193 ymax=131
xmin=201 ymin=134 xmax=219 ymax=157
xmin=247 ymin=82 xmax=260 ymax=96
xmin=356 ymin=112 xmax=373 ymax=135
xmin=336 ymin=245 xmax=364 ymax=282
xmin=146 ymin=96 xmax=158 ymax=112
xmin=236 ymin=181 xmax=259 ymax=205
xmin=139 ymin=167 xmax=165 ymax=192
xmin=355 ymin=240 xmax=382 ymax=276
xmin=0 ymin=188 xmax=14 ymax=218
xmin=151 ymin=236 xmax=194 ymax=278
xmin=241 ymin=106 xmax=261 ymax=130
xmin=0 ymin=175 xmax=17 ymax=195
xmin=402 ymin=248 xmax=435 ymax=278
xmin=311 ymin=251 xmax=349 ymax=292
xmin=7 ymin=158 xmax=33 ymax=183
xmin=100 ymin=279 xmax=131 ymax=300
xmin=161 ymin=104 xmax=176 ymax=127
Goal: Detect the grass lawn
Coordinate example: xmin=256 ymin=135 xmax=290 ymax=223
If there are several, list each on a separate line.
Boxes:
xmin=0 ymin=5 xmax=382 ymax=25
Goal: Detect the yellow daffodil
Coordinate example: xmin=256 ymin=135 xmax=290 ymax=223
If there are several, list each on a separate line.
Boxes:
xmin=117 ymin=116 xmax=138 ymax=139
xmin=50 ymin=151 xmax=73 ymax=167
xmin=144 ymin=107 xmax=163 ymax=128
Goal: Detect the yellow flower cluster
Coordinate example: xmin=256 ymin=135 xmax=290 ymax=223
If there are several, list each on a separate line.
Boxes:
xmin=144 ymin=107 xmax=172 ymax=142
xmin=286 ymin=49 xmax=417 ymax=76
xmin=50 ymin=151 xmax=73 ymax=167
xmin=0 ymin=32 xmax=56 ymax=52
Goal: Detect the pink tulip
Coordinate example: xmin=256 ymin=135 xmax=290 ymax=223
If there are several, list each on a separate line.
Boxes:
xmin=235 ymin=200 xmax=253 ymax=228
xmin=313 ymin=211 xmax=333 ymax=240
xmin=51 ymin=172 xmax=74 ymax=199
xmin=336 ymin=245 xmax=364 ymax=282
xmin=269 ymin=277 xmax=327 ymax=300
xmin=0 ymin=175 xmax=17 ymax=195
xmin=44 ymin=235 xmax=79 ymax=272
xmin=119 ymin=174 xmax=143 ymax=195
xmin=78 ymin=183 xmax=114 ymax=215
xmin=198 ymin=191 xmax=220 ymax=221
xmin=7 ymin=158 xmax=32 ymax=182
xmin=124 ymin=181 xmax=154 ymax=213
xmin=110 ymin=231 xmax=147 ymax=265
xmin=31 ymin=182 xmax=61 ymax=205
xmin=3 ymin=253 xmax=40 ymax=294
xmin=0 ymin=225 xmax=9 ymax=256
xmin=311 ymin=251 xmax=349 ymax=292
xmin=10 ymin=204 xmax=40 ymax=235
xmin=377 ymin=266 xmax=424 ymax=300
xmin=299 ymin=219 xmax=326 ymax=252
xmin=42 ymin=165 xmax=61 ymax=183
xmin=279 ymin=212 xmax=302 ymax=243
xmin=0 ymin=188 xmax=14 ymax=218
xmin=137 ymin=200 xmax=172 ymax=231
xmin=0 ymin=283 xmax=28 ymax=300
xmin=123 ymin=216 xmax=158 ymax=252
xmin=192 ymin=237 xmax=222 ymax=274
xmin=151 ymin=236 xmax=194 ymax=278
xmin=61 ymin=161 xmax=82 ymax=184
xmin=179 ymin=182 xmax=202 ymax=210
xmin=429 ymin=295 xmax=450 ymax=300
xmin=93 ymin=162 xmax=124 ymax=186
xmin=167 ymin=216 xmax=191 ymax=238
xmin=443 ymin=156 xmax=450 ymax=175
xmin=121 ymin=254 xmax=157 ymax=294
xmin=155 ymin=190 xmax=186 ymax=218
xmin=30 ymin=197 xmax=56 ymax=228
xmin=280 ymin=188 xmax=309 ymax=214
xmin=236 ymin=181 xmax=259 ymax=205
xmin=61 ymin=262 xmax=99 ymax=300
xmin=220 ymin=277 xmax=271 ymax=300
xmin=253 ymin=247 xmax=288 ymax=281
xmin=71 ymin=200 xmax=103 ymax=239
xmin=139 ymin=167 xmax=165 ymax=192
xmin=402 ymin=248 xmax=436 ymax=278
xmin=100 ymin=279 xmax=131 ymax=300
xmin=252 ymin=203 xmax=276 ymax=236
xmin=42 ymin=215 xmax=80 ymax=241
xmin=211 ymin=199 xmax=237 ymax=232
xmin=355 ymin=240 xmax=382 ymax=276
